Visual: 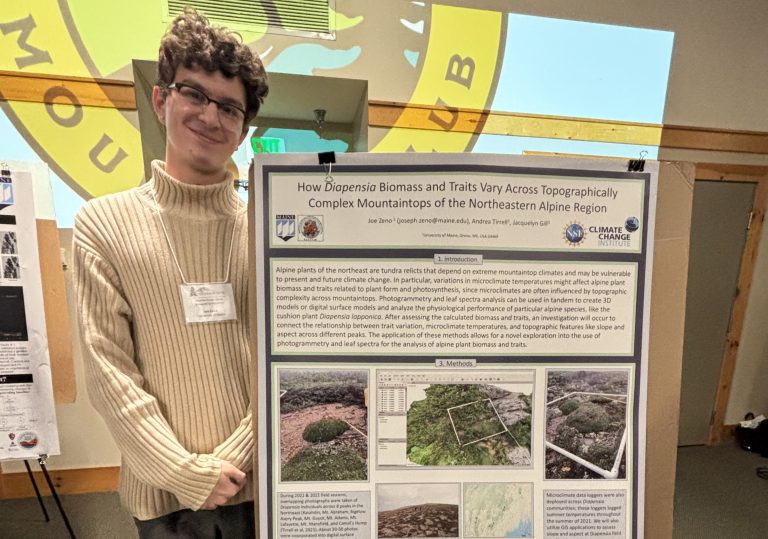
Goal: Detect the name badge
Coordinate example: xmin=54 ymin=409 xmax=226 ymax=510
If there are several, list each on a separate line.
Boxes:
xmin=179 ymin=283 xmax=237 ymax=324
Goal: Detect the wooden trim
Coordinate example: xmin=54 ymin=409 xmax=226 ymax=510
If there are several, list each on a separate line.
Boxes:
xmin=369 ymin=100 xmax=662 ymax=146
xmin=662 ymin=125 xmax=768 ymax=155
xmin=708 ymin=179 xmax=768 ymax=444
xmin=720 ymin=424 xmax=738 ymax=443
xmin=370 ymin=100 xmax=768 ymax=154
xmin=256 ymin=116 xmax=353 ymax=133
xmin=696 ymin=163 xmax=768 ymax=182
xmin=37 ymin=220 xmax=76 ymax=403
xmin=2 ymin=70 xmax=768 ymax=154
xmin=0 ymin=70 xmax=768 ymax=154
xmin=0 ymin=466 xmax=119 ymax=500
xmin=0 ymin=70 xmax=136 ymax=110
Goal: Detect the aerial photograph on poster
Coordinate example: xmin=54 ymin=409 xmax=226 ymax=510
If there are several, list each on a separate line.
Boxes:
xmin=545 ymin=369 xmax=630 ymax=479
xmin=278 ymin=368 xmax=368 ymax=482
xmin=407 ymin=383 xmax=532 ymax=467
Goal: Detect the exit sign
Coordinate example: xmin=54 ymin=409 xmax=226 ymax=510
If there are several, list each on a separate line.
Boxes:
xmin=251 ymin=136 xmax=285 ymax=153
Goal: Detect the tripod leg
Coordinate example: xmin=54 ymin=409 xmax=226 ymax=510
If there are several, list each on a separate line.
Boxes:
xmin=38 ymin=461 xmax=77 ymax=539
xmin=23 ymin=460 xmax=50 ymax=522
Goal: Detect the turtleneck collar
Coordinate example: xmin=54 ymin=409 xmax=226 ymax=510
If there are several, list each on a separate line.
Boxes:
xmin=144 ymin=160 xmax=243 ymax=218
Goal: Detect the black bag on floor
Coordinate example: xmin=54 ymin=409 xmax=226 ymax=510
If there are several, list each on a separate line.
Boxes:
xmin=736 ymin=414 xmax=768 ymax=457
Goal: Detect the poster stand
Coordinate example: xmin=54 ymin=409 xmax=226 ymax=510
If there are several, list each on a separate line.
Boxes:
xmin=1 ymin=160 xmax=67 ymax=532
xmin=22 ymin=455 xmax=77 ymax=538
xmin=23 ymin=459 xmax=50 ymax=521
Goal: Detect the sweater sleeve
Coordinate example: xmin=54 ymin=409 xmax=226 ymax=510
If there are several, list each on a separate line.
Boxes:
xmin=73 ymin=222 xmax=221 ymax=510
xmin=211 ymin=405 xmax=254 ymax=472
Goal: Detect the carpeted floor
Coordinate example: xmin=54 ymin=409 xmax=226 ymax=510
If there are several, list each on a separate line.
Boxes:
xmin=0 ymin=491 xmax=135 ymax=538
xmin=1 ymin=444 xmax=766 ymax=538
xmin=673 ymin=443 xmax=768 ymax=538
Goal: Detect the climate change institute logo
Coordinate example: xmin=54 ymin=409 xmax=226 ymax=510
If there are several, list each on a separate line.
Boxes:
xmin=563 ymin=222 xmax=586 ymax=246
xmin=624 ymin=216 xmax=640 ymax=232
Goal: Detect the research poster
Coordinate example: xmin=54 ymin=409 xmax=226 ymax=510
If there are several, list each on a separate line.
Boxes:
xmin=252 ymin=153 xmax=656 ymax=539
xmin=0 ymin=162 xmax=60 ymax=460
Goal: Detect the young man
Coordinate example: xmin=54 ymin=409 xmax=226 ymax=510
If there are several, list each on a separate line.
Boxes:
xmin=73 ymin=8 xmax=268 ymax=537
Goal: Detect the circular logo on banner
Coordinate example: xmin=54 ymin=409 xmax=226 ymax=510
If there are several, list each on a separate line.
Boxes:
xmin=18 ymin=431 xmax=38 ymax=449
xmin=624 ymin=216 xmax=640 ymax=232
xmin=299 ymin=216 xmax=323 ymax=241
xmin=0 ymin=2 xmax=505 ymax=198
xmin=0 ymin=0 xmax=149 ymax=198
xmin=370 ymin=4 xmax=505 ymax=153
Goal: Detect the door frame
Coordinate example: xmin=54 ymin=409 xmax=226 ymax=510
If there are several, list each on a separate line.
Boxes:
xmin=694 ymin=163 xmax=768 ymax=444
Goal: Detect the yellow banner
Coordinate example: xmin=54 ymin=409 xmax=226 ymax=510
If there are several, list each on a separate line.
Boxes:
xmin=373 ymin=5 xmax=503 ymax=153
xmin=0 ymin=2 xmax=143 ymax=198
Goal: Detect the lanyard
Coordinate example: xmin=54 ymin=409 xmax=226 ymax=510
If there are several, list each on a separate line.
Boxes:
xmin=151 ymin=189 xmax=240 ymax=285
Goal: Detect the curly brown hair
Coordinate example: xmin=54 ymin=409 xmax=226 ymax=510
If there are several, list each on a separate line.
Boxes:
xmin=157 ymin=8 xmax=268 ymax=126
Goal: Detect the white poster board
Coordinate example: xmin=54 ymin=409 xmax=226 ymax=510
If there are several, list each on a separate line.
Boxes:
xmin=0 ymin=161 xmax=60 ymax=460
xmin=252 ymin=153 xmax=656 ymax=539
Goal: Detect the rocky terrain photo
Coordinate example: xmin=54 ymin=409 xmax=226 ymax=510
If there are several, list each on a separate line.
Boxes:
xmin=545 ymin=369 xmax=629 ymax=479
xmin=279 ymin=369 xmax=368 ymax=481
xmin=378 ymin=503 xmax=459 ymax=538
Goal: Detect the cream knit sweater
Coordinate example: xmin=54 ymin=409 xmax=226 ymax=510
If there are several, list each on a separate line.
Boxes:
xmin=73 ymin=161 xmax=253 ymax=520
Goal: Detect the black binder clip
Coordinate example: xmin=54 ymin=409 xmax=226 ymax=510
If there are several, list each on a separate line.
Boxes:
xmin=318 ymin=151 xmax=336 ymax=183
xmin=627 ymin=159 xmax=645 ymax=172
xmin=318 ymin=151 xmax=336 ymax=165
xmin=628 ymin=151 xmax=647 ymax=172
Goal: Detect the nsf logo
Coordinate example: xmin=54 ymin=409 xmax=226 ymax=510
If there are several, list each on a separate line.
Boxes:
xmin=563 ymin=222 xmax=586 ymax=246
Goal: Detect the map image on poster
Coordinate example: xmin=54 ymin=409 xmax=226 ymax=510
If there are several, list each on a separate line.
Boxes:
xmin=253 ymin=152 xmax=656 ymax=539
xmin=463 ymin=482 xmax=533 ymax=538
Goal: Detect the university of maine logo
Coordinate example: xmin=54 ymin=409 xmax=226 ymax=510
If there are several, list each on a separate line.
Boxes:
xmin=276 ymin=214 xmax=296 ymax=242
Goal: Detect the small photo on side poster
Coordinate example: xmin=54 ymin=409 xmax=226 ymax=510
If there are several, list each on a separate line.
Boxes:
xmin=0 ymin=286 xmax=28 ymax=341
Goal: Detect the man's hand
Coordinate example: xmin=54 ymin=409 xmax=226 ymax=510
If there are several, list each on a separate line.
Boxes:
xmin=200 ymin=462 xmax=246 ymax=510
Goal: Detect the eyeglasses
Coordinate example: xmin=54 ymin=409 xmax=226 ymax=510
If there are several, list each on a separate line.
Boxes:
xmin=167 ymin=82 xmax=246 ymax=132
